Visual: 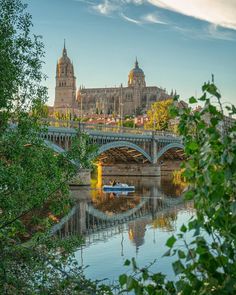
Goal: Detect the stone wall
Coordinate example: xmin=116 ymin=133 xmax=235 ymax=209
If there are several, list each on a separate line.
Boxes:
xmin=102 ymin=164 xmax=160 ymax=176
xmin=160 ymin=160 xmax=182 ymax=175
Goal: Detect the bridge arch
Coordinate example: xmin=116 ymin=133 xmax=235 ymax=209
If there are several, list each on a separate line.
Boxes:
xmin=44 ymin=140 xmax=80 ymax=167
xmin=44 ymin=140 xmax=66 ymax=154
xmin=98 ymin=141 xmax=152 ymax=163
xmin=156 ymin=142 xmax=184 ymax=162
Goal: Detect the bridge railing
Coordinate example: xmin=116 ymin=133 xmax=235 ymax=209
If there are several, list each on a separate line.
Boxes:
xmin=41 ymin=118 xmax=178 ymax=137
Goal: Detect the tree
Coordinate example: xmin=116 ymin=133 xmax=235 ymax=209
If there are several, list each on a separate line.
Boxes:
xmin=0 ymin=1 xmax=102 ymax=293
xmin=145 ymin=99 xmax=173 ymax=131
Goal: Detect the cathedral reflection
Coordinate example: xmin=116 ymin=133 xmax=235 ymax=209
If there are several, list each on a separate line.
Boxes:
xmin=56 ymin=176 xmax=191 ymax=252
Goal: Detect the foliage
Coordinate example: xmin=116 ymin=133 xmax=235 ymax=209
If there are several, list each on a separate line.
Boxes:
xmin=135 ymin=106 xmax=144 ymax=116
xmin=69 ymin=131 xmax=98 ymax=169
xmin=118 ymin=119 xmax=136 ymax=128
xmin=116 ymin=82 xmax=236 ymax=294
xmin=145 ymin=99 xmax=173 ymax=131
xmin=0 ymin=0 xmax=46 ymax=131
xmin=0 ymin=0 xmax=100 ymax=293
xmin=172 ymin=168 xmax=187 ymax=188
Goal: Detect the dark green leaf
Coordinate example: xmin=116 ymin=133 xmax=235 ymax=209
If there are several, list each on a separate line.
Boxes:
xmin=166 ymin=235 xmax=176 ymax=248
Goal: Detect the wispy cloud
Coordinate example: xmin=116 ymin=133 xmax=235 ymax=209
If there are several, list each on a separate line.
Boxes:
xmin=120 ymin=12 xmax=142 ymax=24
xmin=92 ymin=0 xmax=145 ymax=15
xmin=148 ymin=0 xmax=236 ymax=30
xmin=77 ymin=0 xmax=236 ymax=40
xmin=206 ymin=24 xmax=235 ymax=41
xmin=142 ymin=13 xmax=166 ymax=24
xmin=91 ymin=0 xmax=167 ymax=26
xmin=93 ymin=0 xmax=119 ymax=15
xmin=172 ymin=24 xmax=235 ymax=42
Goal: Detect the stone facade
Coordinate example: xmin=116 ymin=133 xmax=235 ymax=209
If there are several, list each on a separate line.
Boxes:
xmin=77 ymin=58 xmax=172 ymax=116
xmin=54 ymin=45 xmax=172 ymax=116
xmin=54 ymin=43 xmax=77 ymax=114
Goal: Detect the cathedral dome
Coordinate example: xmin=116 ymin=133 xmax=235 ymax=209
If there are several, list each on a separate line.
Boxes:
xmin=128 ymin=58 xmax=146 ymax=87
xmin=129 ymin=60 xmax=144 ymax=75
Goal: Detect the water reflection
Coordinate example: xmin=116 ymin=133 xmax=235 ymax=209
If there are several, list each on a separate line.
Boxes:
xmin=54 ymin=175 xmax=193 ymax=281
xmin=56 ymin=175 xmax=189 ymax=243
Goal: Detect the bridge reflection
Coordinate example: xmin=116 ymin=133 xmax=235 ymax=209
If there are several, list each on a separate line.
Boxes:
xmin=53 ymin=176 xmax=190 ymax=248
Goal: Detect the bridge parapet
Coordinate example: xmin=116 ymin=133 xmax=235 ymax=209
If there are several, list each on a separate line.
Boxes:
xmin=41 ymin=118 xmax=179 ymax=138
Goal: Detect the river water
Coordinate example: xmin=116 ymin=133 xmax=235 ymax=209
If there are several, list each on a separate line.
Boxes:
xmin=56 ymin=174 xmax=193 ymax=283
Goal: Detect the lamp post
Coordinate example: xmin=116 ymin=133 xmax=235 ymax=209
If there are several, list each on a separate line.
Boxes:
xmin=80 ymin=92 xmax=83 ymax=120
xmin=119 ymin=83 xmax=123 ymax=130
xmin=120 ymin=103 xmax=124 ymax=130
xmin=103 ymin=88 xmax=107 ymax=129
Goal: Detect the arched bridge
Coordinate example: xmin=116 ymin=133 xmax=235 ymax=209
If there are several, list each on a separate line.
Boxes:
xmin=41 ymin=119 xmax=185 ymax=164
xmin=52 ymin=189 xmax=184 ymax=240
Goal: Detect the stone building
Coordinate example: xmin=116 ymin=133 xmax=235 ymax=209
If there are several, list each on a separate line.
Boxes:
xmin=77 ymin=58 xmax=172 ymax=116
xmin=54 ymin=43 xmax=77 ymax=114
xmin=54 ymin=44 xmax=172 ymax=116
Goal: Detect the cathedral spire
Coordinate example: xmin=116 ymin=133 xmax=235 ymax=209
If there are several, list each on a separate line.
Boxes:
xmin=63 ymin=39 xmax=67 ymax=56
xmin=135 ymin=57 xmax=139 ymax=68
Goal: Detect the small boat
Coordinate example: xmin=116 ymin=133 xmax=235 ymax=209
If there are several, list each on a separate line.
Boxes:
xmin=103 ymin=183 xmax=135 ymax=192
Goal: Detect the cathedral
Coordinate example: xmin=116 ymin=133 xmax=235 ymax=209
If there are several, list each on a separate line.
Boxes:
xmin=54 ymin=44 xmax=172 ymax=116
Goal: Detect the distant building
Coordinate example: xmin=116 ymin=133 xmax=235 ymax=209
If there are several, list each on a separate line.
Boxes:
xmin=54 ymin=44 xmax=172 ymax=116
xmin=78 ymin=58 xmax=172 ymax=116
xmin=54 ymin=42 xmax=76 ymax=114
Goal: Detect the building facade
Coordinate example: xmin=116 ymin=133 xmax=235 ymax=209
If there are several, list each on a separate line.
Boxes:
xmin=77 ymin=58 xmax=172 ymax=116
xmin=54 ymin=43 xmax=77 ymax=114
xmin=54 ymin=45 xmax=172 ymax=116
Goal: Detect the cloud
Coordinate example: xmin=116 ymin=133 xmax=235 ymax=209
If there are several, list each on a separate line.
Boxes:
xmin=120 ymin=13 xmax=142 ymax=24
xmin=93 ymin=0 xmax=119 ymax=15
xmin=124 ymin=0 xmax=145 ymax=4
xmin=172 ymin=23 xmax=235 ymax=42
xmin=147 ymin=0 xmax=236 ymax=30
xmin=206 ymin=24 xmax=235 ymax=41
xmin=91 ymin=0 xmax=167 ymax=26
xmin=92 ymin=0 xmax=144 ymax=15
xmin=142 ymin=13 xmax=166 ymax=24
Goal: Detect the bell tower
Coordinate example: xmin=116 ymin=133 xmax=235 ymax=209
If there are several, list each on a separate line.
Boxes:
xmin=54 ymin=41 xmax=77 ymax=115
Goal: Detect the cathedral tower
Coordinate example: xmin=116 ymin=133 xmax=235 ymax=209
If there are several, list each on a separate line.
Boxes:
xmin=54 ymin=42 xmax=76 ymax=115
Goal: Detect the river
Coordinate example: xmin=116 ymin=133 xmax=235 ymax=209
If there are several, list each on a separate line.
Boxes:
xmin=55 ymin=174 xmax=193 ymax=283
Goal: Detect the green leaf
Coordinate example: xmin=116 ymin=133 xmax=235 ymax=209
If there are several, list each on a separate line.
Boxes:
xmin=131 ymin=257 xmax=137 ymax=270
xmin=178 ymin=250 xmax=186 ymax=259
xmin=210 ymin=117 xmax=219 ymax=126
xmin=180 ymin=224 xmax=187 ymax=233
xmin=126 ymin=277 xmax=135 ymax=291
xmin=189 ymin=97 xmax=197 ymax=104
xmin=166 ymin=235 xmax=176 ymax=248
xmin=188 ymin=141 xmax=199 ymax=151
xmin=124 ymin=259 xmax=130 ymax=266
xmin=199 ymin=93 xmax=207 ymax=101
xmin=163 ymin=249 xmax=171 ymax=257
xmin=172 ymin=260 xmax=185 ymax=275
xmin=184 ymin=191 xmax=194 ymax=200
xmin=119 ymin=274 xmax=127 ymax=286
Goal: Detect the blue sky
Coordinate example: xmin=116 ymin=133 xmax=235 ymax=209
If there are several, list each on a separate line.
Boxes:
xmin=26 ymin=0 xmax=236 ymax=106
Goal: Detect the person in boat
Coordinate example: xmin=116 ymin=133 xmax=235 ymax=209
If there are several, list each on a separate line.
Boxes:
xmin=110 ymin=180 xmax=117 ymax=186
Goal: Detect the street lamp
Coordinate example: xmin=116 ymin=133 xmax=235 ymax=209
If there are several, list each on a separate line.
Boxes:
xmin=119 ymin=83 xmax=123 ymax=130
xmin=120 ymin=103 xmax=124 ymax=129
xmin=103 ymin=88 xmax=107 ymax=129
